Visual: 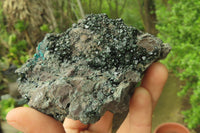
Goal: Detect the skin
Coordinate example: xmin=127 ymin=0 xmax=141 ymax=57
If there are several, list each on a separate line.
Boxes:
xmin=6 ymin=62 xmax=168 ymax=133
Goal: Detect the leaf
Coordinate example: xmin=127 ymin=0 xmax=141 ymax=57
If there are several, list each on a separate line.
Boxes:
xmin=14 ymin=20 xmax=28 ymax=32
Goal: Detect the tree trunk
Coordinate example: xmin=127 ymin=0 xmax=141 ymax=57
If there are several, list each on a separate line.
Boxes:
xmin=119 ymin=0 xmax=127 ymax=16
xmin=162 ymin=0 xmax=168 ymax=6
xmin=114 ymin=0 xmax=119 ymax=18
xmin=99 ymin=0 xmax=103 ymax=12
xmin=137 ymin=0 xmax=158 ymax=35
xmin=2 ymin=0 xmax=58 ymax=54
xmin=107 ymin=0 xmax=127 ymax=18
xmin=77 ymin=0 xmax=85 ymax=18
xmin=66 ymin=0 xmax=77 ymax=26
xmin=89 ymin=0 xmax=92 ymax=13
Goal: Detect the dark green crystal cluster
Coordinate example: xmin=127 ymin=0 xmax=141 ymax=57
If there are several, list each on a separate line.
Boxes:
xmin=16 ymin=14 xmax=171 ymax=130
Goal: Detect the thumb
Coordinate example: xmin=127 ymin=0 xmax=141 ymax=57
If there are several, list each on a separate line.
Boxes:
xmin=117 ymin=87 xmax=153 ymax=133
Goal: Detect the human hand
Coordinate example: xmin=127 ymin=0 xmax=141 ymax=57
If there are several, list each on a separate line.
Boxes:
xmin=6 ymin=62 xmax=168 ymax=133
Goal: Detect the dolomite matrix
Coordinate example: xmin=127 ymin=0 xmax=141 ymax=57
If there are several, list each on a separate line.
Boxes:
xmin=16 ymin=14 xmax=171 ymax=126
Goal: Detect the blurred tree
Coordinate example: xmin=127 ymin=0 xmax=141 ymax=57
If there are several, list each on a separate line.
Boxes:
xmin=77 ymin=0 xmax=85 ymax=18
xmin=0 ymin=122 xmax=2 ymax=133
xmin=137 ymin=0 xmax=157 ymax=35
xmin=162 ymin=0 xmax=168 ymax=6
xmin=3 ymin=0 xmax=57 ymax=55
xmin=80 ymin=0 xmax=127 ymax=19
xmin=106 ymin=0 xmax=127 ymax=18
xmin=121 ymin=0 xmax=144 ymax=29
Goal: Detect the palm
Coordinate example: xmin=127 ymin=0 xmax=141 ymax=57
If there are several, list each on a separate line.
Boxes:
xmin=6 ymin=63 xmax=168 ymax=133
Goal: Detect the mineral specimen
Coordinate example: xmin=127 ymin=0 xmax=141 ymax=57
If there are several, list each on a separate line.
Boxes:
xmin=16 ymin=14 xmax=171 ymax=127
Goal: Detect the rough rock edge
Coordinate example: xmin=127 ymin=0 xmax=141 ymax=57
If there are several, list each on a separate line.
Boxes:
xmin=16 ymin=14 xmax=171 ymax=131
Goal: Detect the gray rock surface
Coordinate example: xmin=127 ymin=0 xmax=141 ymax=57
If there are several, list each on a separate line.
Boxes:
xmin=16 ymin=14 xmax=171 ymax=128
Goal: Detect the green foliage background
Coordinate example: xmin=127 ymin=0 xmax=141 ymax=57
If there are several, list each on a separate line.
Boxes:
xmin=0 ymin=98 xmax=15 ymax=120
xmin=156 ymin=0 xmax=200 ymax=129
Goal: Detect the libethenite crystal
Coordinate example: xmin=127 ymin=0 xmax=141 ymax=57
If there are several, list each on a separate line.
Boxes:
xmin=16 ymin=14 xmax=171 ymax=131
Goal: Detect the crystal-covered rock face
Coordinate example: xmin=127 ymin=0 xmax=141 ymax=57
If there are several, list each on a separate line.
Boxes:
xmin=16 ymin=14 xmax=171 ymax=125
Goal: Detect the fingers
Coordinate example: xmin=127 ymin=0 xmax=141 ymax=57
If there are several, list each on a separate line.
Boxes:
xmin=141 ymin=62 xmax=168 ymax=107
xmin=61 ymin=62 xmax=168 ymax=133
xmin=129 ymin=87 xmax=152 ymax=132
xmin=88 ymin=111 xmax=113 ymax=133
xmin=117 ymin=63 xmax=168 ymax=133
xmin=63 ymin=111 xmax=113 ymax=133
xmin=117 ymin=87 xmax=152 ymax=133
xmin=6 ymin=107 xmax=65 ymax=133
xmin=63 ymin=118 xmax=89 ymax=133
xmin=6 ymin=63 xmax=167 ymax=133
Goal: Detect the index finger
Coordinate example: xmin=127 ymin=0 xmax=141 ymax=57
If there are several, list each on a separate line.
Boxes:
xmin=141 ymin=62 xmax=168 ymax=108
xmin=6 ymin=107 xmax=65 ymax=133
